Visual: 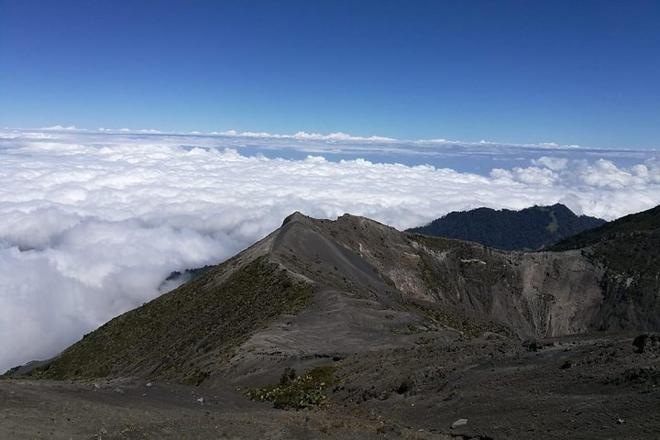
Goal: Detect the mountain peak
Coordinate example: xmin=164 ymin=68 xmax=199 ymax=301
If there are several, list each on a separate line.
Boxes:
xmin=281 ymin=211 xmax=311 ymax=226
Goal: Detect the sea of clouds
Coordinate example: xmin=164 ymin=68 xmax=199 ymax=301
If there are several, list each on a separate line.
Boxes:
xmin=0 ymin=127 xmax=658 ymax=372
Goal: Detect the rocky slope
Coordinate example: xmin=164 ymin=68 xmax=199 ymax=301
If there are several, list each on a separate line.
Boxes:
xmin=408 ymin=203 xmax=605 ymax=250
xmin=3 ymin=208 xmax=659 ymax=439
xmin=3 ymin=332 xmax=659 ymax=440
xmin=14 ymin=209 xmax=658 ymax=385
xmin=550 ymin=204 xmax=660 ymax=331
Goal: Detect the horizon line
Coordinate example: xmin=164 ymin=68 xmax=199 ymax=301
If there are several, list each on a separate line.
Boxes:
xmin=3 ymin=125 xmax=658 ymax=152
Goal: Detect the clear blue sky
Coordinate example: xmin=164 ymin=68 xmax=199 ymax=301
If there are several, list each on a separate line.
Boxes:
xmin=1 ymin=0 xmax=659 ymax=148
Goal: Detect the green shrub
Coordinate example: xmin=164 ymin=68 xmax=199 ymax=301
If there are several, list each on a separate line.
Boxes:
xmin=246 ymin=365 xmax=336 ymax=409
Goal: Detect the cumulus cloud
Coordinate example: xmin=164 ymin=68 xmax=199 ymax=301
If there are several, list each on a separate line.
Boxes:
xmin=578 ymin=159 xmax=660 ymax=188
xmin=0 ymin=129 xmax=658 ymax=372
xmin=532 ymin=156 xmax=569 ymax=171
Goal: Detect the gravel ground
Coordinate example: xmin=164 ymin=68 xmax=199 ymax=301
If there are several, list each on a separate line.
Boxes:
xmin=2 ymin=333 xmax=658 ymax=439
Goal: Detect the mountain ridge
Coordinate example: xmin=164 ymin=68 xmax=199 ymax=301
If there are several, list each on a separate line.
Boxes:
xmin=550 ymin=204 xmax=660 ymax=251
xmin=13 ymin=207 xmax=659 ymax=386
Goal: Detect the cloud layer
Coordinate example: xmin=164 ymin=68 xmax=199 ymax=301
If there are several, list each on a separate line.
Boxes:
xmin=0 ymin=129 xmax=658 ymax=372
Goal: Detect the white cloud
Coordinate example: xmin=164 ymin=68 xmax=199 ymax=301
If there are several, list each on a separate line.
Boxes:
xmin=0 ymin=129 xmax=658 ymax=372
xmin=13 ymin=126 xmax=659 ymax=161
xmin=25 ymin=125 xmax=589 ymax=149
xmin=511 ymin=166 xmax=558 ymax=185
xmin=578 ymin=159 xmax=660 ymax=189
xmin=216 ymin=129 xmax=396 ymax=142
xmin=41 ymin=125 xmax=79 ymax=131
xmin=532 ymin=156 xmax=569 ymax=171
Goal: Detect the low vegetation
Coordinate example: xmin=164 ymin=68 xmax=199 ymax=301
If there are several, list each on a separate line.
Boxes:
xmin=549 ymin=204 xmax=660 ymax=251
xmin=246 ymin=365 xmax=336 ymax=409
xmin=29 ymin=256 xmax=312 ymax=381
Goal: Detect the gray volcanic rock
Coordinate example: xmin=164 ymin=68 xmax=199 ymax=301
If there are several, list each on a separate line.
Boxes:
xmin=551 ymin=204 xmax=660 ymax=331
xmin=11 ymin=210 xmax=658 ymax=385
xmin=3 ymin=209 xmax=660 ymax=439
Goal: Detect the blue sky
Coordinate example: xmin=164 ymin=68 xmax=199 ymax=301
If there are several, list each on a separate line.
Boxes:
xmin=1 ymin=0 xmax=659 ymax=148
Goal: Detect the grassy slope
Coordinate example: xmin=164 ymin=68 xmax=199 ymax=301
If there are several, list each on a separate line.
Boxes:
xmin=549 ymin=205 xmax=660 ymax=251
xmin=30 ymin=256 xmax=312 ymax=382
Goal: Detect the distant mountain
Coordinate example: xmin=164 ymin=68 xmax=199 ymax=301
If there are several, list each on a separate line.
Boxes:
xmin=407 ymin=204 xmax=606 ymax=250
